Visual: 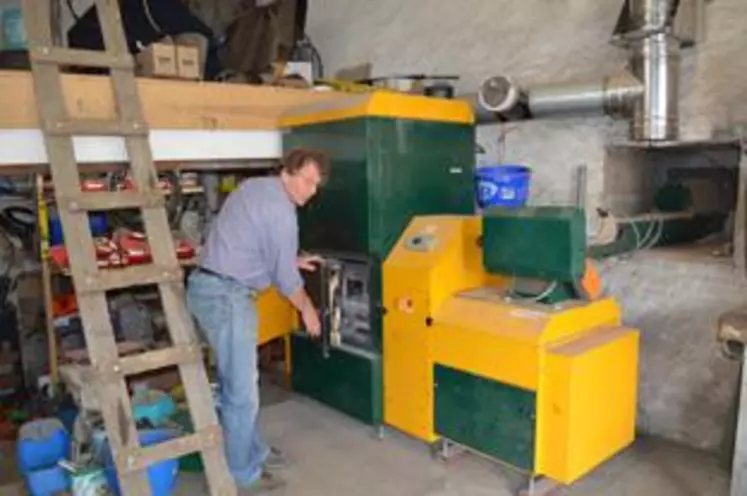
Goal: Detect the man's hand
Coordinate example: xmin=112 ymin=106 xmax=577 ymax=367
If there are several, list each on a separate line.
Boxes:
xmin=301 ymin=306 xmax=321 ymax=337
xmin=288 ymin=286 xmax=321 ymax=337
xmin=297 ymin=253 xmax=323 ymax=272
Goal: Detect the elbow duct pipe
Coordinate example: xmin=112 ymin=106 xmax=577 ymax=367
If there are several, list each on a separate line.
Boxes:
xmin=474 ymin=0 xmax=683 ymax=142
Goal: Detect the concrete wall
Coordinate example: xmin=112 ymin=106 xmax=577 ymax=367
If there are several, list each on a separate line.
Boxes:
xmin=306 ymin=0 xmax=747 ymax=454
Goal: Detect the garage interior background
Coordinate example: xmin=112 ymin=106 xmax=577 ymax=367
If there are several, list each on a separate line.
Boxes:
xmin=304 ymin=0 xmax=747 ymax=458
xmin=15 ymin=0 xmax=747 ymax=460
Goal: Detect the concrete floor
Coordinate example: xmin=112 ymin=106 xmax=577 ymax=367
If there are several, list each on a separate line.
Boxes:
xmin=175 ymin=385 xmax=731 ymax=496
xmin=0 ymin=380 xmax=731 ymax=496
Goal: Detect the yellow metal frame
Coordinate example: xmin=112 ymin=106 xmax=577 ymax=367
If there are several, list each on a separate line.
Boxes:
xmin=382 ymin=215 xmax=639 ymax=485
xmin=279 ymin=91 xmax=474 ymax=128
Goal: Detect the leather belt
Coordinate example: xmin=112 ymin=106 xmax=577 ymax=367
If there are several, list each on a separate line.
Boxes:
xmin=195 ymin=267 xmax=258 ymax=299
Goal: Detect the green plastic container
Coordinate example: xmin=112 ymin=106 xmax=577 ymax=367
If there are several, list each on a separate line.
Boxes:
xmin=1 ymin=6 xmax=27 ymax=50
xmin=171 ymin=409 xmax=204 ymax=472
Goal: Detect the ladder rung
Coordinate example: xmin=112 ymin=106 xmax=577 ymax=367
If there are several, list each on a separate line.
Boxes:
xmin=77 ymin=265 xmax=183 ymax=293
xmin=59 ymin=191 xmax=165 ymax=212
xmin=45 ymin=119 xmax=148 ymax=137
xmin=30 ymin=46 xmax=134 ymax=69
xmin=95 ymin=344 xmax=203 ymax=378
xmin=116 ymin=425 xmax=223 ymax=473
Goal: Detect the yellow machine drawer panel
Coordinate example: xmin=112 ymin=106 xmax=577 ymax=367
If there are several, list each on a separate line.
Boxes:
xmin=432 ymin=323 xmax=539 ymax=391
xmin=539 ymin=326 xmax=639 ymax=484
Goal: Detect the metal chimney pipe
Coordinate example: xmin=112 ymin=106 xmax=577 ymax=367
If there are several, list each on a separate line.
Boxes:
xmin=627 ymin=0 xmax=681 ymax=141
xmin=629 ymin=32 xmax=680 ymax=141
xmin=471 ymin=0 xmax=684 ymax=142
xmin=628 ymin=0 xmax=677 ymax=31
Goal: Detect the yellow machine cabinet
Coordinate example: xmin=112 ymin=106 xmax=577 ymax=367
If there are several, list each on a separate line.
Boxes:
xmin=382 ymin=215 xmax=640 ymax=486
xmin=256 ymin=287 xmax=296 ymax=346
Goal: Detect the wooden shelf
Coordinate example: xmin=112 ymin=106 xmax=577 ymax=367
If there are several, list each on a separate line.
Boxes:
xmin=0 ymin=69 xmax=351 ymax=132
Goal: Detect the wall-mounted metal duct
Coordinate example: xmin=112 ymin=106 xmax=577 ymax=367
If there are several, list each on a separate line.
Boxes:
xmin=477 ymin=72 xmax=643 ymax=121
xmin=472 ymin=0 xmax=698 ymax=143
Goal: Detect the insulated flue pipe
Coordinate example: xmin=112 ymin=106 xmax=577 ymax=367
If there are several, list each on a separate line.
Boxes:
xmin=475 ymin=73 xmax=644 ymax=121
xmin=628 ymin=19 xmax=681 ymax=141
xmin=473 ymin=0 xmax=683 ymax=142
xmin=628 ymin=0 xmax=679 ymax=32
xmin=528 ymin=74 xmax=644 ymax=118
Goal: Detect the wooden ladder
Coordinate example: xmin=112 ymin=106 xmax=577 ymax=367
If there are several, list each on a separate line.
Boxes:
xmin=20 ymin=1 xmax=236 ymax=494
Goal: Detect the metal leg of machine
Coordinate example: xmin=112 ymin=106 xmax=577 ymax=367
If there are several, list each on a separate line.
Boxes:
xmin=519 ymin=477 xmax=563 ymax=496
xmin=732 ymin=350 xmax=747 ymax=496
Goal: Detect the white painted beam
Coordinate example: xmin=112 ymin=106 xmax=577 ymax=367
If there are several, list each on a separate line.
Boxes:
xmin=0 ymin=129 xmax=283 ymax=166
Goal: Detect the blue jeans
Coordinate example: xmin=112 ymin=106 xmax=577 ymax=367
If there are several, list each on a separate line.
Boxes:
xmin=186 ymin=270 xmax=269 ymax=487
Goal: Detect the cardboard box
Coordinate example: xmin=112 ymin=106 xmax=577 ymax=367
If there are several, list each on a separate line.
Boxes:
xmin=135 ymin=41 xmax=177 ymax=79
xmin=176 ymin=44 xmax=201 ymax=80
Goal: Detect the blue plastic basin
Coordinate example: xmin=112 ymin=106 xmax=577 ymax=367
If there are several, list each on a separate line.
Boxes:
xmin=95 ymin=428 xmax=181 ymax=496
xmin=475 ymin=164 xmax=532 ymax=209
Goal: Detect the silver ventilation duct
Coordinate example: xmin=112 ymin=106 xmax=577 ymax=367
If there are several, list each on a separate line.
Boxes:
xmin=473 ymin=0 xmax=694 ymax=142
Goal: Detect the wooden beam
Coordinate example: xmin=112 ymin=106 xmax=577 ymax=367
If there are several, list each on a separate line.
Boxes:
xmin=0 ymin=70 xmax=350 ymax=131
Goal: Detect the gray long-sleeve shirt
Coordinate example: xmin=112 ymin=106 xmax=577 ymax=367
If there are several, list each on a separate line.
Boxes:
xmin=198 ymin=176 xmax=303 ymax=298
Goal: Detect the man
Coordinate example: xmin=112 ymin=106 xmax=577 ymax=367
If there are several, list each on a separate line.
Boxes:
xmin=186 ymin=148 xmax=329 ymax=493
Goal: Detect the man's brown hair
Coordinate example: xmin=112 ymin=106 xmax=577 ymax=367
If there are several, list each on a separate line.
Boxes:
xmin=279 ymin=147 xmax=331 ymax=180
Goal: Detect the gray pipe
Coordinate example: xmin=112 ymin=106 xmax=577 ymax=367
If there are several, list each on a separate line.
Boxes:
xmin=629 ymin=32 xmax=680 ymax=141
xmin=471 ymin=0 xmax=682 ymax=142
xmin=628 ymin=0 xmax=678 ymax=33
xmin=476 ymin=73 xmax=643 ymax=121
xmin=528 ymin=74 xmax=643 ymax=118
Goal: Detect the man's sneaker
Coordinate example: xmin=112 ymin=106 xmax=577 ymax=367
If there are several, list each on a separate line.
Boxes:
xmin=239 ymin=471 xmax=286 ymax=494
xmin=264 ymin=446 xmax=289 ymax=470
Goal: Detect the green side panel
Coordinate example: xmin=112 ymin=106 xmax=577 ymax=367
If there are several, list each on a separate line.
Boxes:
xmin=434 ymin=365 xmax=536 ymax=471
xmin=290 ymin=333 xmax=383 ymax=425
xmin=482 ymin=206 xmax=586 ymax=283
xmin=287 ymin=119 xmax=371 ymax=254
xmin=285 ymin=117 xmax=475 ymax=259
xmin=589 ymin=213 xmax=728 ymax=259
xmin=368 ymin=118 xmax=475 ymax=258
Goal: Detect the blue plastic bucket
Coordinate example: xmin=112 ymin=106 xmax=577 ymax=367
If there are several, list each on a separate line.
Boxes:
xmin=24 ymin=465 xmax=71 ymax=496
xmin=16 ymin=418 xmax=71 ymax=474
xmin=95 ymin=428 xmax=180 ymax=496
xmin=475 ymin=165 xmax=531 ymax=209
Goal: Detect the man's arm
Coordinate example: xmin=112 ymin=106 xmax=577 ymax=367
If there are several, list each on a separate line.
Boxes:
xmin=286 ymin=286 xmax=315 ymax=315
xmin=271 ymin=216 xmax=321 ymax=336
